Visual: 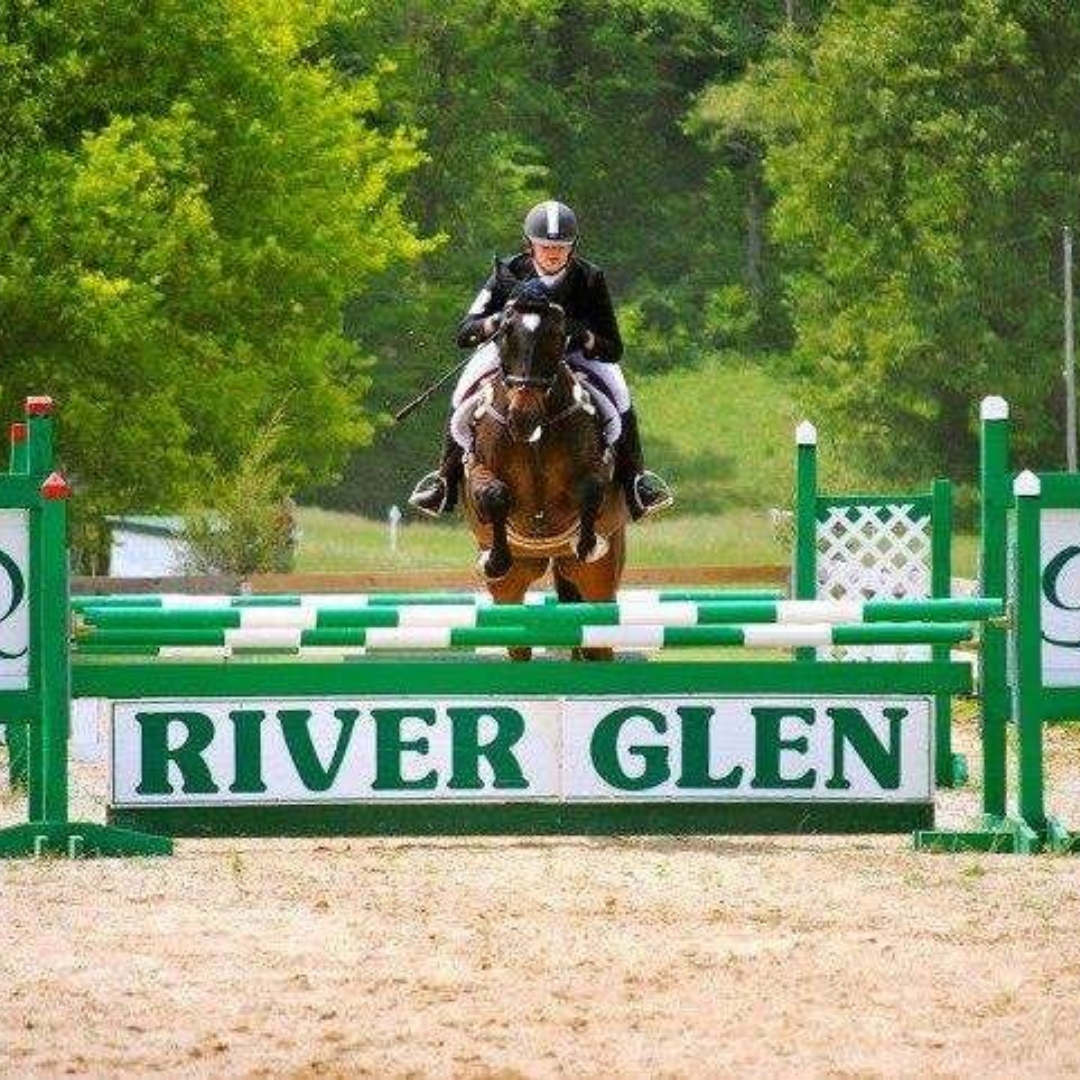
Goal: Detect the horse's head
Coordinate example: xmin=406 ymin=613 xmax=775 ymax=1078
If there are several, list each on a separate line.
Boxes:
xmin=495 ymin=287 xmax=567 ymax=443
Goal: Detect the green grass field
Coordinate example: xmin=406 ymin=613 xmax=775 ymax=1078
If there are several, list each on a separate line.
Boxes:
xmin=294 ymin=507 xmax=788 ymax=572
xmin=297 ymin=353 xmax=977 ymax=576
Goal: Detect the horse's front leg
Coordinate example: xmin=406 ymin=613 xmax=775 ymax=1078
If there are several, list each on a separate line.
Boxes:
xmin=487 ymin=558 xmax=547 ymax=662
xmin=574 ymin=471 xmax=609 ymax=564
xmin=472 ymin=468 xmax=513 ymax=581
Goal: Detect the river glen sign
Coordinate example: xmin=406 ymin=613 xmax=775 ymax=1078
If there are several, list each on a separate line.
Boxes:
xmin=111 ymin=695 xmax=932 ymax=809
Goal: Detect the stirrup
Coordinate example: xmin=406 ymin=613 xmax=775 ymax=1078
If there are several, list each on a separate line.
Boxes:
xmin=408 ymin=471 xmax=450 ymax=518
xmin=631 ymin=471 xmax=674 ymax=519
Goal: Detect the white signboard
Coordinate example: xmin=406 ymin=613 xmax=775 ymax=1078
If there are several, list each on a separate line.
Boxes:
xmin=0 ymin=510 xmax=30 ymax=691
xmin=111 ymin=695 xmax=932 ymax=808
xmin=1039 ymin=509 xmax=1080 ymax=685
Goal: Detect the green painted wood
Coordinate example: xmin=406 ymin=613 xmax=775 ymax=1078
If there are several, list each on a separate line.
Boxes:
xmin=793 ymin=427 xmax=817 ymax=664
xmin=1014 ymin=482 xmax=1046 ymax=832
xmin=0 ymin=820 xmax=172 ymax=857
xmin=979 ymin=401 xmax=1010 ymax=820
xmin=930 ymin=478 xmax=964 ymax=788
xmin=25 ymin=408 xmax=48 ymax=824
xmin=109 ymin=800 xmax=934 ymax=839
xmin=17 ymin=396 xmax=1080 ymax=855
xmin=72 ymin=658 xmax=973 ymax=698
xmin=0 ymin=398 xmax=174 ymax=859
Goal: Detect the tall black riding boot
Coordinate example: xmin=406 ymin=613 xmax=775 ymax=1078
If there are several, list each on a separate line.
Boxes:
xmin=408 ymin=420 xmax=465 ymax=517
xmin=615 ymin=407 xmax=673 ymax=521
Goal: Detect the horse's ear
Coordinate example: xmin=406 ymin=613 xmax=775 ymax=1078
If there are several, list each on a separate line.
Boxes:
xmin=549 ymin=303 xmax=565 ymax=317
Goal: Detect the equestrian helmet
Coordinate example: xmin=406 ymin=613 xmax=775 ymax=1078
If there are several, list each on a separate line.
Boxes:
xmin=523 ymin=200 xmax=578 ymax=246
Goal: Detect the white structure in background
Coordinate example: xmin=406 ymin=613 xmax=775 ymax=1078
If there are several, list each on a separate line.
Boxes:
xmin=107 ymin=515 xmax=195 ymax=576
xmin=388 ymin=504 xmax=402 ymax=553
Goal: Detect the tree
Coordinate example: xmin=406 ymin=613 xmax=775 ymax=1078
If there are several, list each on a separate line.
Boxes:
xmin=699 ymin=0 xmax=1080 ymax=479
xmin=317 ymin=0 xmax=753 ymax=512
xmin=0 ymin=0 xmax=428 ymax=567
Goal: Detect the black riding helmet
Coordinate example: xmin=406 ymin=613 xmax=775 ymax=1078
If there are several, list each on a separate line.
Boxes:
xmin=523 ymin=200 xmax=578 ymax=246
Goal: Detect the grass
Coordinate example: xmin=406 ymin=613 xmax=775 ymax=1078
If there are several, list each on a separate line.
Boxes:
xmin=296 ymin=498 xmax=976 ymax=578
xmin=634 ymin=353 xmax=802 ymax=513
xmin=294 ymin=351 xmax=979 ymax=577
xmin=294 ymin=507 xmax=789 ymax=572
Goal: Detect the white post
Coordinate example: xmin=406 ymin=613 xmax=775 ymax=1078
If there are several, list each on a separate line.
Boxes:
xmin=388 ymin=504 xmax=402 ymax=553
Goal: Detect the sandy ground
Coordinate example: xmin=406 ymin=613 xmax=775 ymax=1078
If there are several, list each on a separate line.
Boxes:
xmin=3 ymin=708 xmax=1080 ymax=1079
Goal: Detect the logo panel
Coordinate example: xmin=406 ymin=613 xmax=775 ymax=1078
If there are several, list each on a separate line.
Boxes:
xmin=0 ymin=510 xmax=30 ymax=690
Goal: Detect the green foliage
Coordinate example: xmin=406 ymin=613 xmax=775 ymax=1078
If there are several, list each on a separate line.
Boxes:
xmin=10 ymin=0 xmax=1062 ymax=538
xmin=633 ymin=351 xmax=801 ymax=513
xmin=699 ymin=0 xmax=1080 ymax=480
xmin=315 ymin=0 xmax=774 ymax=510
xmin=0 ymin=0 xmax=428 ymax=567
xmin=181 ymin=407 xmax=297 ymax=576
xmin=702 ymin=285 xmax=760 ymax=349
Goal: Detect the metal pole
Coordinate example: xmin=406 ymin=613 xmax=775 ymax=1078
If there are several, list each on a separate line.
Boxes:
xmin=1064 ymin=225 xmax=1076 ymax=471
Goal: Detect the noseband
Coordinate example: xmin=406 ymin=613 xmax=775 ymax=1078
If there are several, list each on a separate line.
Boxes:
xmin=476 ymin=305 xmax=593 ymax=436
xmin=498 ymin=304 xmax=563 ymax=392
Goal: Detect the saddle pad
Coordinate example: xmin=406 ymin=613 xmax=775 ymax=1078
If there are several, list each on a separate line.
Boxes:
xmin=449 ymin=372 xmax=622 ymax=452
xmin=574 ymin=373 xmax=622 ymax=446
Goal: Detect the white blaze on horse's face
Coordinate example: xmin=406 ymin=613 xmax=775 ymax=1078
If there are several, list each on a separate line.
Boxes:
xmin=521 ymin=313 xmax=541 ymax=331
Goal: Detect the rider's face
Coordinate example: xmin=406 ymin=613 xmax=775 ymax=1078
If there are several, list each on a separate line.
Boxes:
xmin=530 ymin=241 xmax=573 ymax=275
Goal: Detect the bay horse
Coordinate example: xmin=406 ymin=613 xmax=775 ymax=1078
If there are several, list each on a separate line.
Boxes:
xmin=462 ymin=292 xmax=627 ymax=660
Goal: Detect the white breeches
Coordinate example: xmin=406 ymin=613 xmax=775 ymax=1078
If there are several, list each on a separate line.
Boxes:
xmin=451 ymin=344 xmax=631 ymax=413
xmin=452 ymin=342 xmax=500 ymax=407
xmin=567 ymin=353 xmax=631 ymax=412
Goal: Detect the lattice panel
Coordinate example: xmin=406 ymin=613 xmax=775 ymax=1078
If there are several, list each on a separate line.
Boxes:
xmin=816 ymin=502 xmax=933 ymax=662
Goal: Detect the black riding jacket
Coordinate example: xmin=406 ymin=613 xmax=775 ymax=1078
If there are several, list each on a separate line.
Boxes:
xmin=456 ymin=252 xmax=623 ymax=363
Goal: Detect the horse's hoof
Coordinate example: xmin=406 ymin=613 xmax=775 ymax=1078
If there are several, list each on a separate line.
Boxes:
xmin=477 ymin=549 xmax=512 ymax=581
xmin=575 ymin=533 xmax=609 ymax=564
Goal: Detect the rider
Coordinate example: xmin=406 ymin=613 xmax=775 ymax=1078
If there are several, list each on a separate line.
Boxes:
xmin=408 ymin=199 xmax=673 ymax=520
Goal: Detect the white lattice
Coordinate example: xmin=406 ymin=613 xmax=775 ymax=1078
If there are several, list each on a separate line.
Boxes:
xmin=816 ymin=502 xmax=932 ymax=661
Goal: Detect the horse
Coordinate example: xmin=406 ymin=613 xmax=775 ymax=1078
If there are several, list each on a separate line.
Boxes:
xmin=461 ymin=292 xmax=627 ymax=660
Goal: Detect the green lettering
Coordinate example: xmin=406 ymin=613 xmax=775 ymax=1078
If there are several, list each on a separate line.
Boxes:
xmin=591 ymin=706 xmax=669 ymax=791
xmin=825 ymin=707 xmax=904 ymax=790
xmin=372 ymin=707 xmax=438 ymax=790
xmin=751 ymin=706 xmax=815 ymax=790
xmin=675 ymin=705 xmax=743 ymax=789
xmin=134 ymin=711 xmax=218 ymax=796
xmin=229 ymin=710 xmax=268 ymax=794
xmin=279 ymin=708 xmax=358 ymax=791
xmin=447 ymin=706 xmax=528 ymax=790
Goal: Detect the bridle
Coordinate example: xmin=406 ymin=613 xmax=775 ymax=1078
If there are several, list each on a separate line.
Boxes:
xmin=475 ymin=302 xmax=596 ymax=437
xmin=496 ymin=300 xmax=565 ymax=394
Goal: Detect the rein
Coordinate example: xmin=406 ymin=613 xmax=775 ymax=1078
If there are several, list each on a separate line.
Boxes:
xmin=474 ymin=371 xmax=595 ymax=434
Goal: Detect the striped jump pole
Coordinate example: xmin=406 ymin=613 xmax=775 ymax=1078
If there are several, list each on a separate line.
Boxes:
xmin=75 ymin=597 xmax=1003 ymax=632
xmin=74 ymin=621 xmax=979 ymax=655
xmin=70 ymin=586 xmax=786 ymax=611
